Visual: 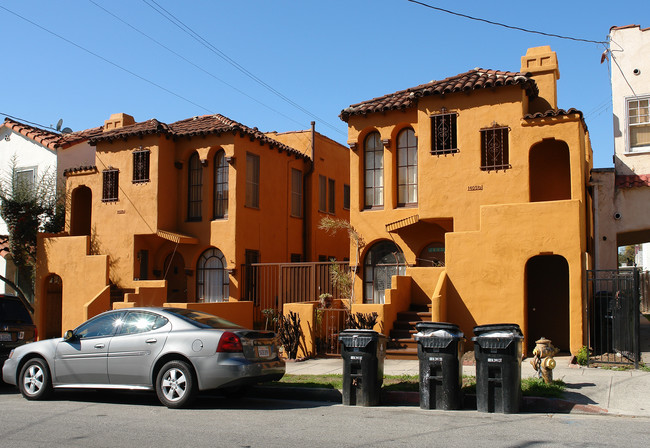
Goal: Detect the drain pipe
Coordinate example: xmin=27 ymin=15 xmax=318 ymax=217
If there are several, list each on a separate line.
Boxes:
xmin=302 ymin=121 xmax=316 ymax=261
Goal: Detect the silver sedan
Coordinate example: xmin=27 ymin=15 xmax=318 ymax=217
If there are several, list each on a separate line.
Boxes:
xmin=2 ymin=307 xmax=285 ymax=408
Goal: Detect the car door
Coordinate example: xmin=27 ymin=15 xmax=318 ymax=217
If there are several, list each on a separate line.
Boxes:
xmin=107 ymin=311 xmax=171 ymax=386
xmin=54 ymin=312 xmax=125 ymax=385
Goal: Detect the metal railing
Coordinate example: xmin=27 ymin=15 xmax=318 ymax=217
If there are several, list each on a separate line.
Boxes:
xmin=641 ymin=271 xmax=649 ymax=314
xmin=315 ymin=308 xmax=348 ymax=356
xmin=241 ymin=261 xmax=350 ymax=327
xmin=586 ymin=269 xmax=640 ymax=368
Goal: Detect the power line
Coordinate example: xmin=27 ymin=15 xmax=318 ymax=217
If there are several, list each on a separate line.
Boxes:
xmin=141 ymin=0 xmax=345 ymax=136
xmin=1 ymin=112 xmax=58 ymax=132
xmin=406 ymin=1 xmax=607 ymax=45
xmin=0 ymin=5 xmax=213 ymax=114
xmin=87 ymin=0 xmax=308 ymax=130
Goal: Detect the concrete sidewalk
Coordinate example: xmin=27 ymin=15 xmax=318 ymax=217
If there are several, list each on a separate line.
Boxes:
xmin=286 ymin=356 xmax=650 ymax=416
xmin=285 ymin=315 xmax=650 ymax=416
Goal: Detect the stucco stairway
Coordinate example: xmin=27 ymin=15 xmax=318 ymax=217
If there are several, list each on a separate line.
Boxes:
xmin=386 ymin=304 xmax=431 ymax=360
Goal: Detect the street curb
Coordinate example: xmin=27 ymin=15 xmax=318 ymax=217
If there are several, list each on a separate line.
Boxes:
xmin=253 ymin=386 xmax=609 ymax=415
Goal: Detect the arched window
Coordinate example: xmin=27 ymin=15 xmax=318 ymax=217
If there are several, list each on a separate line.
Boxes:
xmin=363 ymin=241 xmax=406 ymax=304
xmin=196 ymin=248 xmax=229 ymax=303
xmin=397 ymin=128 xmax=417 ymax=206
xmin=213 ymin=150 xmax=228 ymax=219
xmin=187 ymin=153 xmax=202 ymax=221
xmin=364 ymin=132 xmax=383 ymax=209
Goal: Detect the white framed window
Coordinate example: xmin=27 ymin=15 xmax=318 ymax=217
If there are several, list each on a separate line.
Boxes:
xmin=15 ymin=167 xmax=37 ymax=192
xmin=627 ymin=96 xmax=650 ymax=152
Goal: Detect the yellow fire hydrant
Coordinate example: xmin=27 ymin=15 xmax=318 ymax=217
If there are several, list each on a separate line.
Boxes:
xmin=530 ymin=337 xmax=560 ymax=384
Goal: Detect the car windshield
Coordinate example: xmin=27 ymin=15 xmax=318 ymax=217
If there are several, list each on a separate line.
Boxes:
xmin=0 ymin=298 xmax=33 ymax=324
xmin=166 ymin=308 xmax=243 ymax=329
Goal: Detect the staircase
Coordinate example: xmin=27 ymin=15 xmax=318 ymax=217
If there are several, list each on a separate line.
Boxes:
xmin=386 ymin=304 xmax=431 ymax=360
xmin=110 ymin=284 xmax=135 ymax=307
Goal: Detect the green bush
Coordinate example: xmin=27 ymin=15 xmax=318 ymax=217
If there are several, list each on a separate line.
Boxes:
xmin=576 ymin=346 xmax=589 ymax=366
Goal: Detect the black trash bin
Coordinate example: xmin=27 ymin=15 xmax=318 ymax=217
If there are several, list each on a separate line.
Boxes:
xmin=472 ymin=324 xmax=524 ymax=414
xmin=414 ymin=322 xmax=465 ymax=410
xmin=339 ymin=329 xmax=386 ymax=406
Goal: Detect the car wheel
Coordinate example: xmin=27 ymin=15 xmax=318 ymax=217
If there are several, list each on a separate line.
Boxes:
xmin=19 ymin=358 xmax=52 ymax=400
xmin=156 ymin=360 xmax=196 ymax=409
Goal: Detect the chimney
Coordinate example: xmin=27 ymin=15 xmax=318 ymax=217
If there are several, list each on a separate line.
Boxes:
xmin=104 ymin=113 xmax=135 ymax=131
xmin=521 ymin=46 xmax=560 ymax=113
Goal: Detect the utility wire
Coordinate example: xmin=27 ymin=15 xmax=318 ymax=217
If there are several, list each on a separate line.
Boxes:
xmin=406 ymin=0 xmax=607 ymax=45
xmin=87 ymin=0 xmax=308 ymax=129
xmin=141 ymin=0 xmax=346 ymax=136
xmin=0 ymin=5 xmax=213 ymax=115
xmin=1 ymin=112 xmax=58 ymax=132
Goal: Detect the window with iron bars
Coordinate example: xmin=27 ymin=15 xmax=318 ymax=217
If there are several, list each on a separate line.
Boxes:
xmin=480 ymin=126 xmax=511 ymax=171
xmin=431 ymin=113 xmax=458 ymax=155
xmin=132 ymin=149 xmax=150 ymax=183
xmin=102 ymin=168 xmax=119 ymax=202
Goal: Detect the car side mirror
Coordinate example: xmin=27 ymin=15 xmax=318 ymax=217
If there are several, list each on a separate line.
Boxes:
xmin=64 ymin=330 xmax=75 ymax=341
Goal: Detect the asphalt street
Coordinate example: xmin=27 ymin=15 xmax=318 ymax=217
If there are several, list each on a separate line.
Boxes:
xmin=1 ymin=385 xmax=649 ymax=448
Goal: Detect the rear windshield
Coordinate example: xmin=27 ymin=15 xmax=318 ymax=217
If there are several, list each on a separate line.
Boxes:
xmin=167 ymin=308 xmax=243 ymax=329
xmin=0 ymin=298 xmax=33 ymax=324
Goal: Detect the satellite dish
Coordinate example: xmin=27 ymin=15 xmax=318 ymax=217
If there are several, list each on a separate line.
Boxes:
xmin=56 ymin=119 xmax=63 ymax=132
xmin=61 ymin=127 xmax=73 ymax=134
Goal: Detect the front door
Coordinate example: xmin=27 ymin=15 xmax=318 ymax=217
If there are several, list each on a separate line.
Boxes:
xmin=164 ymin=252 xmax=187 ymax=302
xmin=54 ymin=312 xmax=124 ymax=385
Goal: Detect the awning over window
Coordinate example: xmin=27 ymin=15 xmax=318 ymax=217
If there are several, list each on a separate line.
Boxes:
xmin=156 ymin=229 xmax=199 ymax=244
xmin=385 ymin=214 xmax=419 ymax=233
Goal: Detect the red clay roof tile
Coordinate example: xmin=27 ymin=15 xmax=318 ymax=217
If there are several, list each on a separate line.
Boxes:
xmin=1 ymin=118 xmax=102 ymax=150
xmin=340 ymin=69 xmax=538 ymax=122
xmin=90 ymin=114 xmax=307 ymax=159
xmin=616 ymin=174 xmax=650 ymax=188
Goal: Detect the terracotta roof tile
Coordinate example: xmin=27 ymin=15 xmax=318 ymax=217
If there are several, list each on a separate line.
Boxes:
xmin=616 ymin=174 xmax=650 ymax=188
xmin=1 ymin=118 xmax=101 ymax=150
xmin=523 ymin=108 xmax=588 ymax=131
xmin=89 ymin=114 xmax=307 ymax=159
xmin=340 ymin=69 xmax=538 ymax=122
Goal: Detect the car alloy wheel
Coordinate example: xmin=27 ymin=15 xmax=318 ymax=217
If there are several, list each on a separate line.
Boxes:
xmin=156 ymin=360 xmax=196 ymax=408
xmin=19 ymin=358 xmax=52 ymax=400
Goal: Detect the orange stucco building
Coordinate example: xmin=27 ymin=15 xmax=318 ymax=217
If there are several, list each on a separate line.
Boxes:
xmin=35 ymin=113 xmax=349 ymax=338
xmin=340 ymin=46 xmax=593 ymax=356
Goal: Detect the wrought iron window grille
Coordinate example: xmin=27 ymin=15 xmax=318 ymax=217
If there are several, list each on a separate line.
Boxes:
xmin=431 ymin=112 xmax=459 ymax=155
xmin=480 ymin=125 xmax=511 ymax=171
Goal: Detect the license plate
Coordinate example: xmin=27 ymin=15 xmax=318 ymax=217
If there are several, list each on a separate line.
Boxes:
xmin=0 ymin=332 xmax=11 ymax=342
xmin=257 ymin=346 xmax=271 ymax=358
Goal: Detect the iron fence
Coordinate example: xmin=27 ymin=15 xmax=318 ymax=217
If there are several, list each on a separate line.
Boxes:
xmin=586 ymin=269 xmax=640 ymax=368
xmin=241 ymin=261 xmax=350 ymax=327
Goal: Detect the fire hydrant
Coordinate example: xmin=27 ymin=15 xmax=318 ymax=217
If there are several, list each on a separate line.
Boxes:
xmin=530 ymin=337 xmax=559 ymax=384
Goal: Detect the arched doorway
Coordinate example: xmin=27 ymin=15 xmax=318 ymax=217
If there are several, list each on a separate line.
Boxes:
xmin=529 ymin=139 xmax=571 ymax=202
xmin=163 ymin=252 xmax=187 ymax=302
xmin=526 ymin=255 xmax=570 ymax=352
xmin=417 ymin=242 xmax=445 ymax=267
xmin=70 ymin=186 xmax=92 ymax=236
xmin=363 ymin=241 xmax=406 ymax=304
xmin=44 ymin=274 xmax=62 ymax=339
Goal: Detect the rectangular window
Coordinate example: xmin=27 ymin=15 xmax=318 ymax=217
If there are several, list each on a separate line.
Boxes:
xmin=15 ymin=167 xmax=36 ymax=191
xmin=291 ymin=168 xmax=303 ymax=217
xmin=318 ymin=175 xmax=327 ymax=212
xmin=102 ymin=169 xmax=119 ymax=202
xmin=328 ymin=178 xmax=335 ymax=214
xmin=628 ymin=97 xmax=650 ymax=152
xmin=431 ymin=113 xmax=458 ymax=155
xmin=343 ymin=184 xmax=350 ymax=210
xmin=480 ymin=126 xmax=510 ymax=171
xmin=245 ymin=153 xmax=260 ymax=208
xmin=132 ymin=149 xmax=150 ymax=183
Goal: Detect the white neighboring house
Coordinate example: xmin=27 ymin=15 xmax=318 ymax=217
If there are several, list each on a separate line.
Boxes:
xmin=0 ymin=117 xmax=99 ymax=296
xmin=592 ymin=25 xmax=650 ymax=271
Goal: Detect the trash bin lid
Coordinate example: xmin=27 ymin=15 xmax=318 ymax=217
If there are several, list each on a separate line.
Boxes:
xmin=414 ymin=322 xmax=464 ymax=341
xmin=472 ymin=323 xmax=523 ymax=338
xmin=339 ymin=329 xmax=382 ymax=348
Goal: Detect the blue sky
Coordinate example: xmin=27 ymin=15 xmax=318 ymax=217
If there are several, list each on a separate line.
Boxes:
xmin=1 ymin=1 xmax=646 ymax=168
